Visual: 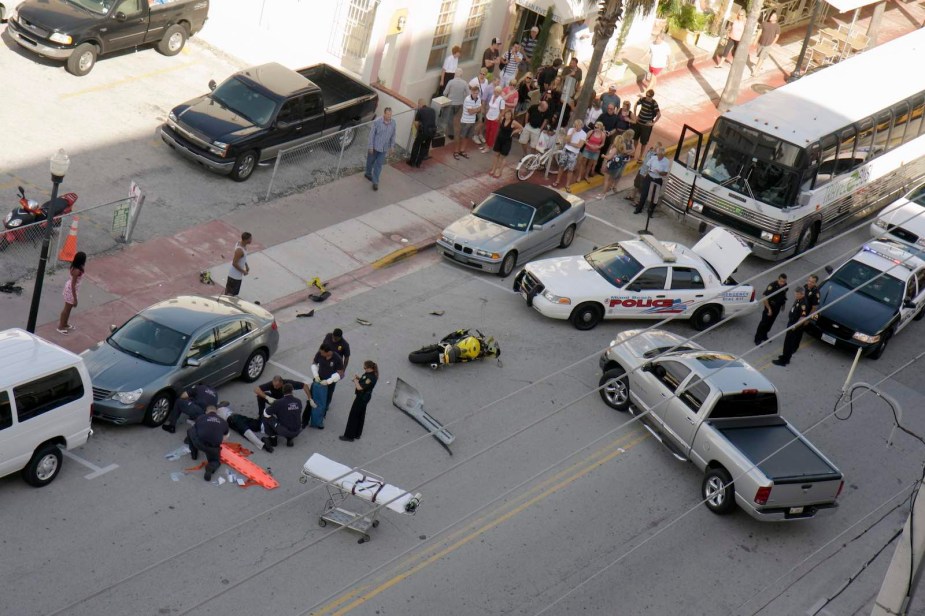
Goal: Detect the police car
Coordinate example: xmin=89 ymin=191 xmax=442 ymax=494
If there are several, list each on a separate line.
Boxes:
xmin=870 ymin=181 xmax=925 ymax=256
xmin=512 ymin=228 xmax=755 ymax=330
xmin=807 ymin=240 xmax=925 ymax=359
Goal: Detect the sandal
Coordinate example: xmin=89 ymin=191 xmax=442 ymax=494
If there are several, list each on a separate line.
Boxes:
xmin=453 ymin=152 xmax=461 ymax=160
xmin=565 ymin=186 xmax=572 ymax=193
xmin=459 ymin=152 xmax=469 ymax=159
xmin=57 ymin=328 xmax=69 ymax=335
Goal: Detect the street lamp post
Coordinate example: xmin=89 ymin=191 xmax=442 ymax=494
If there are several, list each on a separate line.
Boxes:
xmin=26 ymin=149 xmax=71 ymax=334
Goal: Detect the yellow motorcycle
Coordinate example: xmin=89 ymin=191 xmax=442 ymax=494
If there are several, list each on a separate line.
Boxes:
xmin=408 ymin=329 xmax=501 ymax=369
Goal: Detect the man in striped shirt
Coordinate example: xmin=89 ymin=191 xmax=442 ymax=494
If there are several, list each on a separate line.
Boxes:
xmin=633 ymin=89 xmax=661 ymax=161
xmin=500 ymin=42 xmax=523 ymax=87
xmin=365 ymin=108 xmax=396 ymax=191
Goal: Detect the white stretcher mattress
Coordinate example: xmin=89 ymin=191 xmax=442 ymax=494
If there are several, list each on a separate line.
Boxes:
xmin=302 ymin=453 xmax=415 ymax=515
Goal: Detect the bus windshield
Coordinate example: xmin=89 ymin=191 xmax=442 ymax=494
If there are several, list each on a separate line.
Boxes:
xmin=700 ymin=119 xmax=804 ymax=209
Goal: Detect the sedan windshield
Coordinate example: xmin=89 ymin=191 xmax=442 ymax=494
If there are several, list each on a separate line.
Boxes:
xmin=66 ymin=0 xmax=115 ymax=15
xmin=472 ymin=195 xmax=535 ymax=231
xmin=585 ymin=244 xmax=643 ymax=287
xmin=832 ymin=260 xmax=906 ymax=307
xmin=210 ymin=77 xmax=277 ymax=127
xmin=108 ymin=316 xmax=190 ymax=366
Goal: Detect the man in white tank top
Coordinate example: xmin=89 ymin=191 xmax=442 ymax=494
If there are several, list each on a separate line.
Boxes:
xmin=224 ymin=232 xmax=252 ymax=296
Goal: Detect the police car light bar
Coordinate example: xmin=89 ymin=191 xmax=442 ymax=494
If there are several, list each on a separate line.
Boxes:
xmin=639 ymin=234 xmax=677 ymax=263
xmin=862 ymin=243 xmax=913 ymax=267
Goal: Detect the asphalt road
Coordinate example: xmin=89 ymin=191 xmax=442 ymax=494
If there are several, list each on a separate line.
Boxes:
xmin=0 ymin=31 xmax=278 ymax=244
xmin=2 ymin=210 xmax=925 ymax=616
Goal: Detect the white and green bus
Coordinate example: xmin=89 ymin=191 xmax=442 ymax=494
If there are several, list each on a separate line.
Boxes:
xmin=662 ymin=28 xmax=925 ymax=260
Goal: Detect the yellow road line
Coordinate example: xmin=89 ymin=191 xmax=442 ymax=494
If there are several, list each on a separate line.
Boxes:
xmin=313 ymin=430 xmax=650 ymax=616
xmin=59 ymin=61 xmax=197 ymax=99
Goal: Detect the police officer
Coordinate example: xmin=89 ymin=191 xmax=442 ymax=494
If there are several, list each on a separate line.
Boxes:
xmin=804 ymin=274 xmax=820 ymax=314
xmin=186 ymin=405 xmax=228 ymax=481
xmin=254 ymin=375 xmax=311 ymax=414
xmin=754 ymin=273 xmax=787 ymax=345
xmin=162 ymin=383 xmax=219 ymax=433
xmin=263 ymin=383 xmax=303 ymax=448
xmin=321 ymin=329 xmax=350 ymax=408
xmin=307 ymin=344 xmax=344 ymax=429
xmin=772 ymin=287 xmax=808 ymax=367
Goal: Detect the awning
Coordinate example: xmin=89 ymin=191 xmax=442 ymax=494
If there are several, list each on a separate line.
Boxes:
xmin=823 ymin=0 xmax=878 ymax=13
xmin=514 ymin=0 xmax=596 ymax=23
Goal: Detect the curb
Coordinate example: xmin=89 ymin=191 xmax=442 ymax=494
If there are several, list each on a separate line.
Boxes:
xmin=262 ymin=237 xmax=438 ymax=315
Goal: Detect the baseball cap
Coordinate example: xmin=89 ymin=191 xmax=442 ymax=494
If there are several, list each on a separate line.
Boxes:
xmin=608 ymin=85 xmax=617 ymax=90
xmin=491 ymin=37 xmax=501 ymax=45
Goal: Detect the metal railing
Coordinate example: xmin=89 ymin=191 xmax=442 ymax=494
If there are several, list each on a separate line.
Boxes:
xmin=1 ymin=195 xmax=141 ymax=282
xmin=264 ymin=109 xmax=414 ymax=201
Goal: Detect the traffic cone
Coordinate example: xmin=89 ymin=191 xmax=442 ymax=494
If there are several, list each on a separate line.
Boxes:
xmin=58 ymin=216 xmax=79 ymax=262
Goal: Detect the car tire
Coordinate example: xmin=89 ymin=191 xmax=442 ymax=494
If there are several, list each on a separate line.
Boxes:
xmin=702 ymin=467 xmax=736 ymax=515
xmin=409 ymin=345 xmax=442 ymax=365
xmin=516 ymin=155 xmax=539 ymax=181
xmin=691 ymin=304 xmax=722 ymax=331
xmin=868 ymin=331 xmax=891 ymax=360
xmin=22 ymin=444 xmax=62 ymax=487
xmin=794 ymin=222 xmax=819 ymax=256
xmin=498 ymin=252 xmax=518 ymax=278
xmin=570 ymin=303 xmax=603 ymax=331
xmin=599 ymin=367 xmax=630 ymax=412
xmin=66 ymin=43 xmax=98 ymax=77
xmin=157 ymin=24 xmax=188 ymax=56
xmin=559 ymin=224 xmax=576 ymax=249
xmin=241 ymin=349 xmax=268 ymax=382
xmin=143 ymin=390 xmax=174 ymax=427
xmin=230 ymin=151 xmax=258 ymax=182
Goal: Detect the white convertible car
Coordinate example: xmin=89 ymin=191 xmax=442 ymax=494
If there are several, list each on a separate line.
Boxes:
xmin=513 ymin=228 xmax=755 ymax=330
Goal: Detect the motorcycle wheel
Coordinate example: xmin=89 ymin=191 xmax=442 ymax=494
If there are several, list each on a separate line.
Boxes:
xmin=409 ymin=345 xmax=442 ymax=365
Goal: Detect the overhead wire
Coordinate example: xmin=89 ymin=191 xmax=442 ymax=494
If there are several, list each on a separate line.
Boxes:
xmin=49 ymin=199 xmax=925 ymax=616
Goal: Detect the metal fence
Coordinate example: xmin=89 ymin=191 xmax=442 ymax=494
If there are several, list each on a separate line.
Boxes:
xmin=0 ymin=195 xmax=142 ymax=282
xmin=264 ymin=109 xmax=415 ymax=201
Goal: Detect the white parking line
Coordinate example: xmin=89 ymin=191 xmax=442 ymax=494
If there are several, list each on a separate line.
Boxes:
xmin=585 ymin=214 xmax=636 ymax=238
xmin=268 ymin=360 xmax=314 ymax=383
xmin=60 ymin=449 xmax=119 ymax=480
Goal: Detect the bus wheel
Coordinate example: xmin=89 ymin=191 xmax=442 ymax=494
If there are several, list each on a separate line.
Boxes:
xmin=795 ymin=223 xmax=819 ymax=256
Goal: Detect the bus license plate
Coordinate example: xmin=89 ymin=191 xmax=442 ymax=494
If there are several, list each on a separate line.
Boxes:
xmin=789 ymin=506 xmax=804 ymax=515
xmin=821 ymin=333 xmax=837 ymax=345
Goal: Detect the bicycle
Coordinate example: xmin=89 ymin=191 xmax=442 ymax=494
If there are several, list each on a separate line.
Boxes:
xmin=515 ymin=131 xmax=565 ymax=181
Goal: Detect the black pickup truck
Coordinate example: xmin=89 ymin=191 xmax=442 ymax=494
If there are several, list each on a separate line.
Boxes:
xmin=6 ymin=0 xmax=208 ymax=76
xmin=160 ymin=62 xmax=379 ymax=182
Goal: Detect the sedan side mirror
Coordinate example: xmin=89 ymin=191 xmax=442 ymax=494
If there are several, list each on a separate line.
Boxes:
xmin=824 ymin=265 xmax=834 ymax=275
xmin=186 ymin=357 xmax=201 ymax=367
xmin=532 ymin=223 xmax=545 ymax=231
xmin=110 ymin=324 xmax=117 ymax=333
xmin=208 ymin=79 xmax=217 ymax=91
xmin=904 ymin=300 xmax=917 ymax=310
xmin=470 ymin=200 xmax=476 ymax=210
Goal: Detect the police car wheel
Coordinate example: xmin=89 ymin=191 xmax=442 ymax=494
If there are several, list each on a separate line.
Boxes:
xmin=691 ymin=305 xmax=721 ymax=331
xmin=914 ymin=305 xmax=925 ymax=321
xmin=570 ymin=303 xmax=603 ymax=331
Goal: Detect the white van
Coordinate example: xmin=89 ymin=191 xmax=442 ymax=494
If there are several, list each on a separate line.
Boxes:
xmin=0 ymin=329 xmax=93 ymax=487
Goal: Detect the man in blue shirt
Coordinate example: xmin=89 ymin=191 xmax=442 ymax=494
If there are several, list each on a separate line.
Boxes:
xmin=365 ymin=107 xmax=396 ymax=191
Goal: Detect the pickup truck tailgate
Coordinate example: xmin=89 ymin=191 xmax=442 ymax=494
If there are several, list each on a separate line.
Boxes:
xmin=715 ymin=420 xmax=843 ymax=507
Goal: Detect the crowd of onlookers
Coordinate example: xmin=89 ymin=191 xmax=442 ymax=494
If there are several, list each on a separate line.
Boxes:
xmin=407 ymin=31 xmax=668 ymax=203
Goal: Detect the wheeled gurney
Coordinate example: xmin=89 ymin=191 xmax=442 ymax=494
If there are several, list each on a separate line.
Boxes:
xmin=299 ymin=453 xmax=421 ymax=543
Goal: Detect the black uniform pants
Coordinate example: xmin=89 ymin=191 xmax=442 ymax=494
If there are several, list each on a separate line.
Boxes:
xmin=187 ymin=427 xmax=221 ymax=474
xmin=754 ymin=307 xmax=781 ymax=344
xmin=635 ymin=176 xmax=664 ymax=214
xmin=166 ymin=399 xmax=204 ymax=427
xmin=409 ymin=133 xmax=433 ymax=167
xmin=779 ymin=328 xmax=804 ymax=364
xmin=326 ymin=381 xmax=337 ymax=410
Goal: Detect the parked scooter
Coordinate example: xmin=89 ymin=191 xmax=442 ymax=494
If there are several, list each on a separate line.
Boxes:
xmin=1 ymin=186 xmax=78 ymax=251
xmin=408 ymin=329 xmax=501 ymax=369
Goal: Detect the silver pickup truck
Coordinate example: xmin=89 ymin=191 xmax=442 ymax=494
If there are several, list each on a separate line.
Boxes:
xmin=599 ymin=329 xmax=844 ymax=521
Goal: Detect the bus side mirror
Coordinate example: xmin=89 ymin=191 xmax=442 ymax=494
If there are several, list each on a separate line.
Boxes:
xmin=798 ymin=191 xmax=812 ymax=206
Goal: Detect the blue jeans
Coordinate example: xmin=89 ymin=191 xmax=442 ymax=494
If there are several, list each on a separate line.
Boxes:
xmin=309 ymin=381 xmax=329 ymax=428
xmin=365 ymin=150 xmax=386 ymax=184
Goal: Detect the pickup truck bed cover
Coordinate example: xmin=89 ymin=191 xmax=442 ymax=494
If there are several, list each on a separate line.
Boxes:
xmin=712 ymin=419 xmax=839 ymax=482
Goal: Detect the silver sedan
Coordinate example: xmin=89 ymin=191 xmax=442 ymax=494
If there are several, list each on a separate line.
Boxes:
xmin=82 ymin=295 xmax=279 ymax=426
xmin=436 ymin=183 xmax=586 ymax=277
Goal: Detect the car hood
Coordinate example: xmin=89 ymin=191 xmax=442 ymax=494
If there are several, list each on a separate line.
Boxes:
xmin=524 ymin=255 xmax=616 ymax=296
xmin=877 ymin=200 xmax=925 ymax=236
xmin=608 ymin=329 xmax=704 ymax=359
xmin=174 ymin=95 xmax=262 ymax=143
xmin=443 ymin=215 xmax=523 ymax=252
xmin=818 ymin=281 xmax=895 ymax=334
xmin=17 ymin=0 xmax=97 ymax=35
xmin=82 ymin=340 xmax=172 ymax=391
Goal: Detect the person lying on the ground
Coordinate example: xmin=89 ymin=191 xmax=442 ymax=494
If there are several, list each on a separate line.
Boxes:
xmin=215 ymin=401 xmax=275 ymax=453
